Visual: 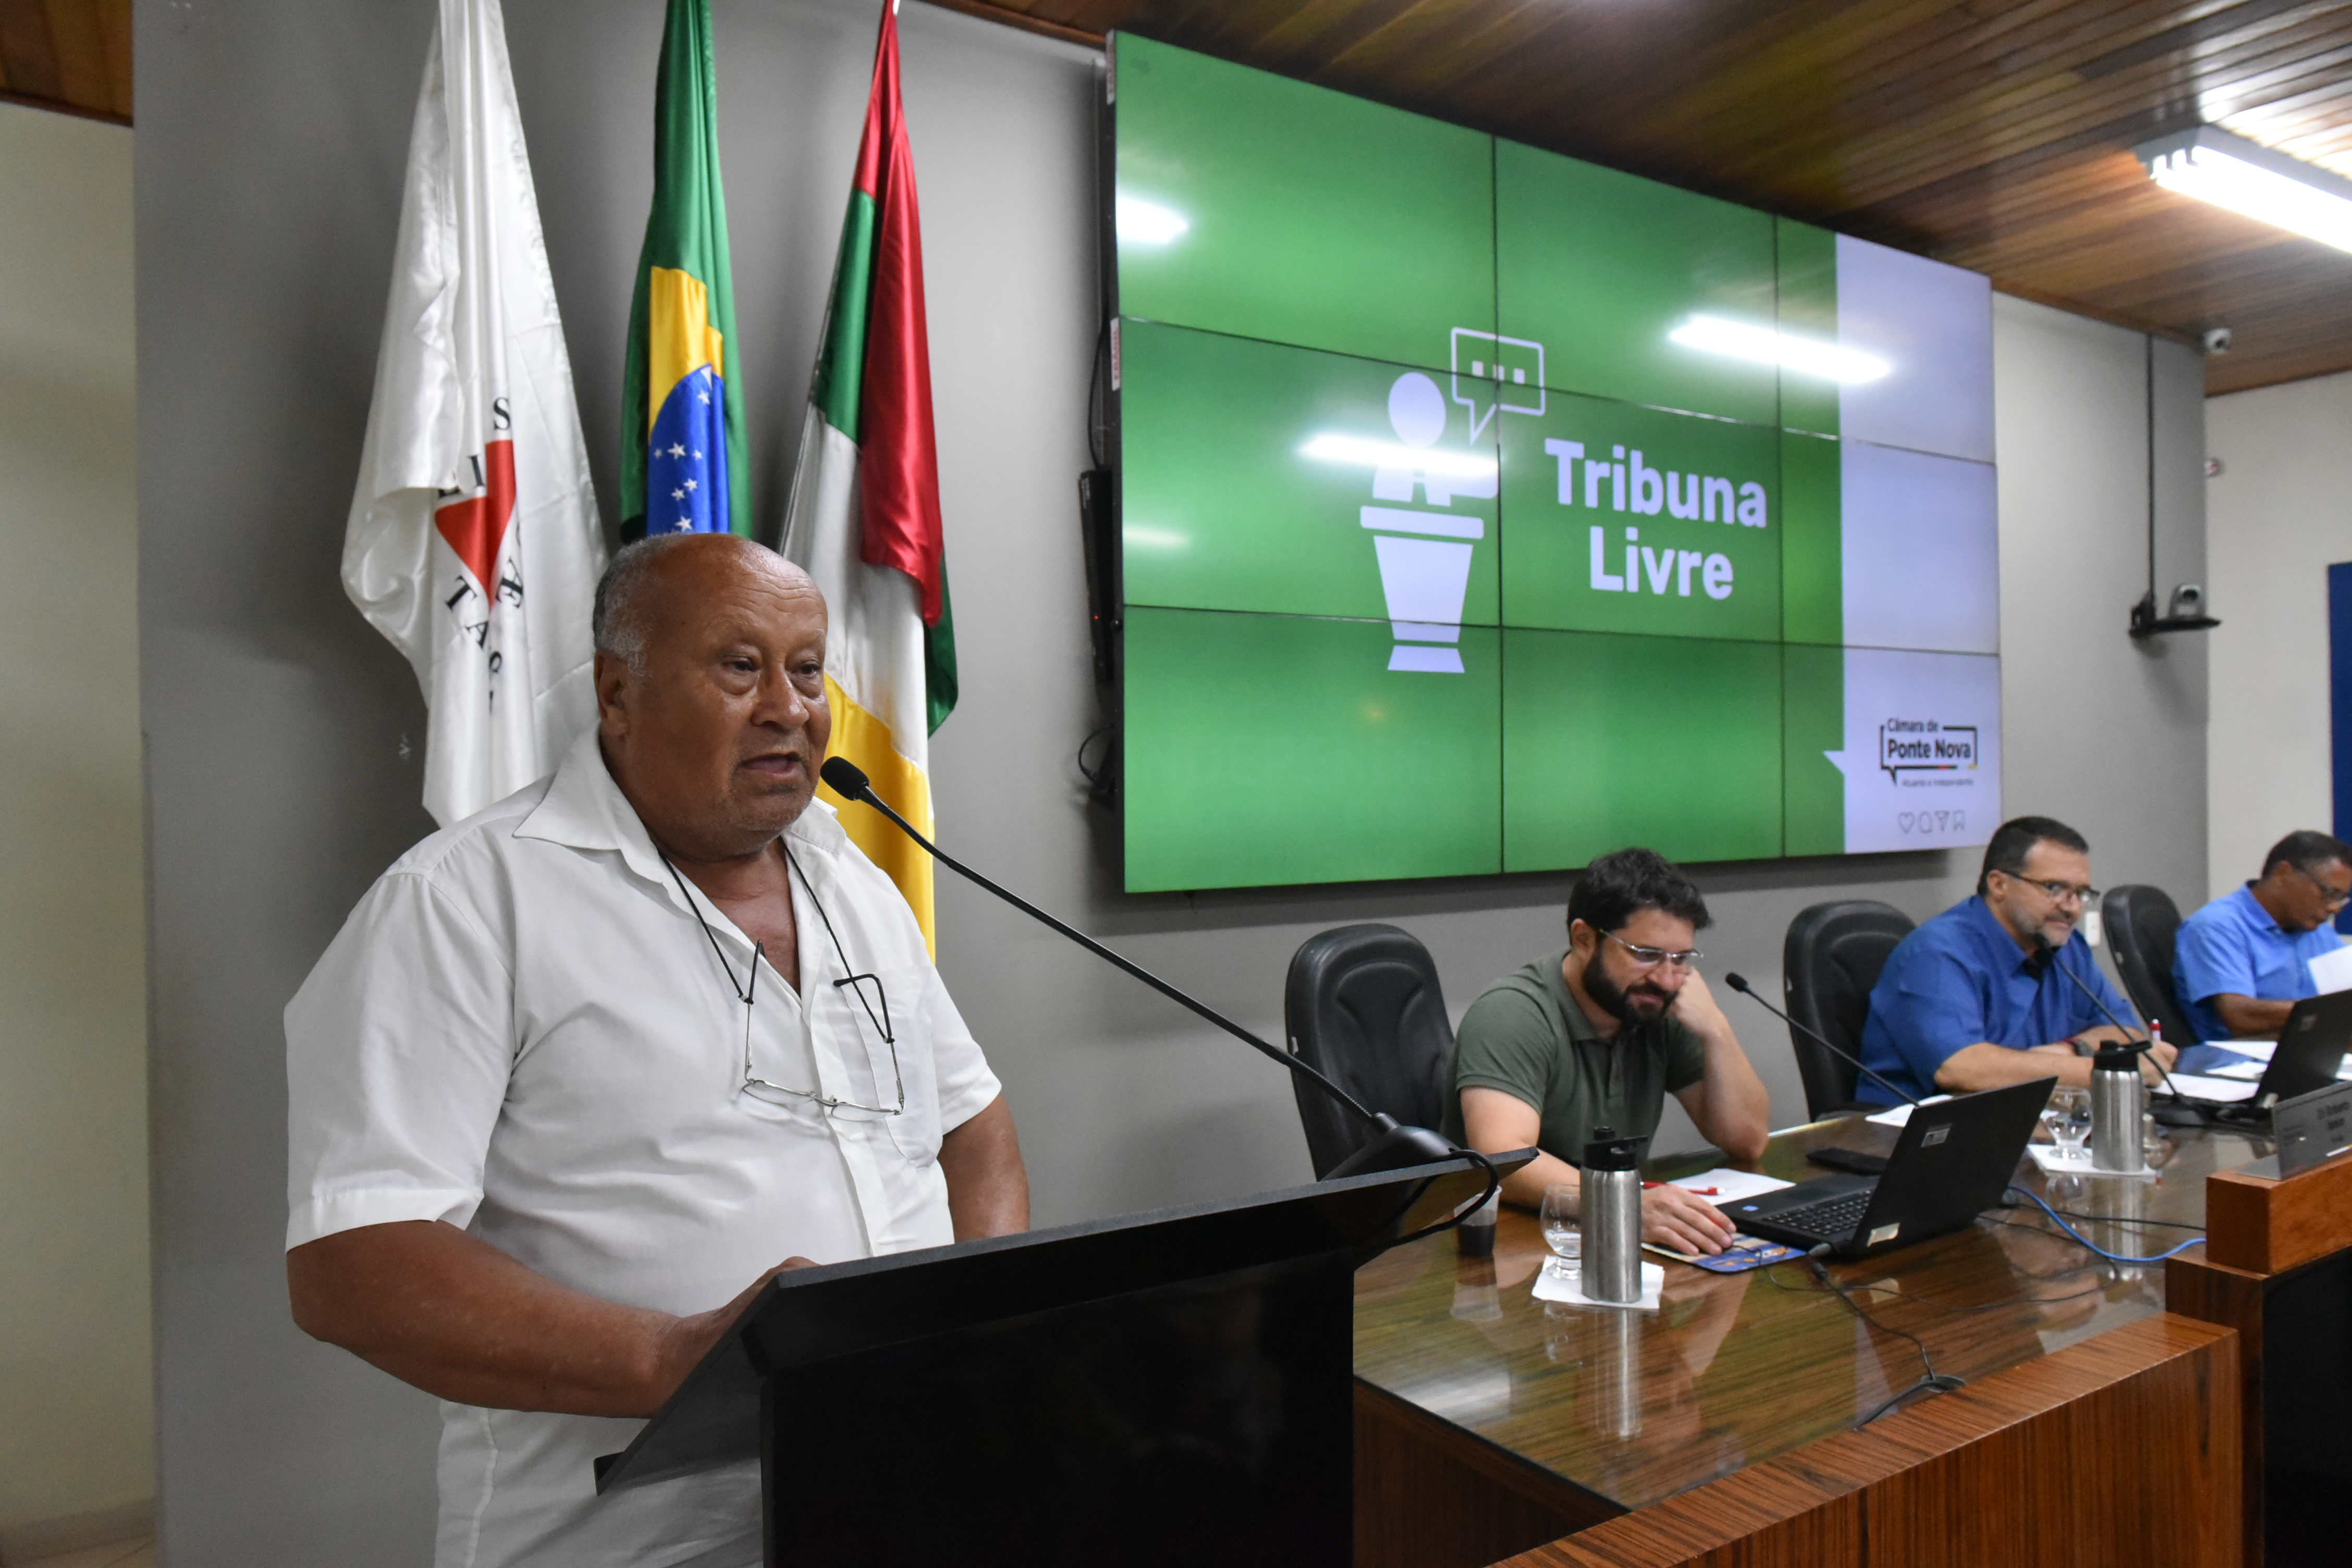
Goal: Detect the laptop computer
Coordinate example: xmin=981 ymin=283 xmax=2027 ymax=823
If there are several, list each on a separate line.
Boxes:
xmin=1720 ymin=1076 xmax=2052 ymax=1259
xmin=2208 ymin=989 xmax=2352 ymax=1118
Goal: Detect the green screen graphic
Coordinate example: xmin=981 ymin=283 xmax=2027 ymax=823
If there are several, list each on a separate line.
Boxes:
xmin=1120 ymin=322 xmax=1499 ymax=628
xmin=1112 ymin=34 xmax=1492 ymax=371
xmin=1497 ymin=139 xmax=1778 ymax=426
xmin=1122 ymin=607 xmax=1502 ymax=889
xmin=1111 ymin=34 xmax=2000 ymax=892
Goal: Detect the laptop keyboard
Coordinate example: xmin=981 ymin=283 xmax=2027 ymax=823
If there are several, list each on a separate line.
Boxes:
xmin=1766 ymin=1190 xmax=1874 ymax=1241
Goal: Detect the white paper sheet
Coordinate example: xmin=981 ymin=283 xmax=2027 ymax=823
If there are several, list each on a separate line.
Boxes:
xmin=2027 ymin=1143 xmax=2155 ymax=1179
xmin=1668 ymin=1168 xmax=1794 ymax=1204
xmin=2167 ymin=1072 xmax=2260 ymax=1102
xmin=2207 ymin=1060 xmax=2268 ymax=1081
xmin=1532 ymin=1258 xmax=1665 ymax=1310
xmin=1866 ymin=1094 xmax=1953 ymax=1128
xmin=2309 ymin=944 xmax=2352 ymax=995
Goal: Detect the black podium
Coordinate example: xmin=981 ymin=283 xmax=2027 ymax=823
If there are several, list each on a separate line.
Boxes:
xmin=593 ymin=1155 xmax=1512 ymax=1567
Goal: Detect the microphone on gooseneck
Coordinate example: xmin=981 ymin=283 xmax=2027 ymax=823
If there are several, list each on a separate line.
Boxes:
xmin=1722 ymin=972 xmax=1922 ymax=1109
xmin=816 ymin=756 xmax=1466 ymax=1182
xmin=2030 ymin=935 xmax=2187 ymax=1102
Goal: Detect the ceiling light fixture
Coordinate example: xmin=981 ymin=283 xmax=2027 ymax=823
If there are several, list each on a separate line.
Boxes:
xmin=1667 ymin=314 xmax=1890 ymax=384
xmin=2135 ymin=126 xmax=2352 ymax=253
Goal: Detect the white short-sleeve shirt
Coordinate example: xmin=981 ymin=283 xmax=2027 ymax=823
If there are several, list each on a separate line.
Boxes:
xmin=285 ymin=726 xmax=1001 ymax=1568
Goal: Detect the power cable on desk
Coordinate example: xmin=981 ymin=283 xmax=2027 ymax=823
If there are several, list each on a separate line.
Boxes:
xmin=2001 ymin=1186 xmax=2208 ymax=1265
xmin=1767 ymin=1247 xmax=1965 ymax=1426
xmin=1856 ymin=1373 xmax=1966 ymax=1428
xmin=2025 ymin=1202 xmax=2203 ymax=1232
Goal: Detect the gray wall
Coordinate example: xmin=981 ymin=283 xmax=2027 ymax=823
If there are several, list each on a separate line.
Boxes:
xmin=2203 ymin=370 xmax=2352 ymax=900
xmin=1989 ymin=300 xmax=2210 ymax=913
xmin=136 ymin=2 xmax=2207 ymax=1560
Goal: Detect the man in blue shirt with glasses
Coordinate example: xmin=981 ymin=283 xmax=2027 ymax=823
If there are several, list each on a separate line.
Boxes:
xmin=1857 ymin=816 xmax=2176 ymax=1105
xmin=2174 ymin=830 xmax=2352 ymax=1041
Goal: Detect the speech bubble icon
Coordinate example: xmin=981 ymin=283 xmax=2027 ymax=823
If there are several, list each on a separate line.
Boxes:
xmin=1450 ymin=328 xmax=1547 ymax=439
xmin=1492 ymin=336 xmax=1545 ymax=415
xmin=1449 ymin=328 xmax=1500 ymax=439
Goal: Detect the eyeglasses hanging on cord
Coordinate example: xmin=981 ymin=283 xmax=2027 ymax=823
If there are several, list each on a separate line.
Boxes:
xmin=658 ymin=846 xmax=906 ymax=1116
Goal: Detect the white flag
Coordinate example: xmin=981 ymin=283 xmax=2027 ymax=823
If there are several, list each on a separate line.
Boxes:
xmin=344 ymin=0 xmax=604 ymax=828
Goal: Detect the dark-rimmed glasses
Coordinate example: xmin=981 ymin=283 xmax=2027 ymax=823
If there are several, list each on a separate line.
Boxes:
xmin=2008 ymin=876 xmax=2099 ymax=906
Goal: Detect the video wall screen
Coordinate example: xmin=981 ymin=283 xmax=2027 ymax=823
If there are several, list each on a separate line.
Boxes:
xmin=1107 ymin=33 xmax=2000 ymax=894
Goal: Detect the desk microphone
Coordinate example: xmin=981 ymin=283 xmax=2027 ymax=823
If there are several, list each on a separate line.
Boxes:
xmin=2029 ymin=935 xmax=2189 ymax=1104
xmin=818 ymin=756 xmax=1463 ymax=1181
xmin=1722 ymin=972 xmax=1921 ymax=1109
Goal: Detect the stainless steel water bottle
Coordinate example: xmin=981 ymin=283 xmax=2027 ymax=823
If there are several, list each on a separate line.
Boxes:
xmin=1581 ymin=1125 xmax=1643 ymax=1304
xmin=2090 ymin=1045 xmax=2147 ymax=1174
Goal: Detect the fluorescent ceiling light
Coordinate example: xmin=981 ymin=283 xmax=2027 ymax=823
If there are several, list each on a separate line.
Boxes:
xmin=1300 ymin=433 xmax=1498 ymax=479
xmin=1668 ymin=314 xmax=1890 ymax=384
xmin=2136 ymin=125 xmax=2352 ymax=253
xmin=1117 ymin=195 xmax=1190 ymax=246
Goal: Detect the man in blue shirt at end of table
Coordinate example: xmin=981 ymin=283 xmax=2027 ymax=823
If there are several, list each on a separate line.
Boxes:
xmin=1857 ymin=815 xmax=2177 ymax=1105
xmin=2173 ymin=830 xmax=2352 ymax=1042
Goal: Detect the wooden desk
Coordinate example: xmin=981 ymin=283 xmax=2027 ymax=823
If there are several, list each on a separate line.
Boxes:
xmin=2169 ymin=1144 xmax=2352 ymax=1567
xmin=1355 ymin=1113 xmax=2261 ymax=1568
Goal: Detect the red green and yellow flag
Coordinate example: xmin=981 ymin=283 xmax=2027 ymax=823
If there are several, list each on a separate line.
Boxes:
xmin=784 ymin=0 xmax=956 ymax=951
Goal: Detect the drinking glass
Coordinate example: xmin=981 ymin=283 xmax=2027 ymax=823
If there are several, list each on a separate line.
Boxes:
xmin=1540 ymin=1182 xmax=1581 ymax=1269
xmin=2042 ymin=1086 xmax=2092 ymax=1162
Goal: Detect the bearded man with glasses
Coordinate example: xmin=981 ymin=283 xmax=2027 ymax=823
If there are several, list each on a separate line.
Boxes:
xmin=1446 ymin=848 xmax=1772 ymax=1257
xmin=281 ymin=533 xmax=1028 ymax=1568
xmin=2174 ymin=829 xmax=2352 ymax=1041
xmin=1857 ymin=814 xmax=2169 ymax=1106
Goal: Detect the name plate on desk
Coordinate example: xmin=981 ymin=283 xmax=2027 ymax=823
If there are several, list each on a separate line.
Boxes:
xmin=2273 ymin=1081 xmax=2352 ymax=1177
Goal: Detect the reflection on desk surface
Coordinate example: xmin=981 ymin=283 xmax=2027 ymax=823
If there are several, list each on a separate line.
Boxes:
xmin=1352 ymin=1114 xmax=2272 ymax=1512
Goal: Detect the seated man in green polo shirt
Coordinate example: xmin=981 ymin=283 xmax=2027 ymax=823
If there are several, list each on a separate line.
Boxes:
xmin=1444 ymin=847 xmax=1771 ymax=1256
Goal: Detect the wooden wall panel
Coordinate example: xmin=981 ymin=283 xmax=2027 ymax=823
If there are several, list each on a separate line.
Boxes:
xmin=0 ymin=0 xmax=130 ymax=123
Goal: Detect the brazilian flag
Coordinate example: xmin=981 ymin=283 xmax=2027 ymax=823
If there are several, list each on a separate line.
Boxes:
xmin=621 ymin=0 xmax=747 ymax=540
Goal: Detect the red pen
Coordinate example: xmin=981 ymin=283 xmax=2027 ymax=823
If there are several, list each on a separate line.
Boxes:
xmin=1646 ymin=1182 xmax=1721 ymax=1195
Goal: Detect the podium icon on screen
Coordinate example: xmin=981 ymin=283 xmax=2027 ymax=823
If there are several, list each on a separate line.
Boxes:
xmin=1362 ymin=371 xmax=1492 ymax=674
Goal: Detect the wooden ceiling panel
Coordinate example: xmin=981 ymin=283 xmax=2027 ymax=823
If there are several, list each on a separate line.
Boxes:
xmin=0 ymin=0 xmax=131 ymax=123
xmin=979 ymin=0 xmax=2352 ymax=392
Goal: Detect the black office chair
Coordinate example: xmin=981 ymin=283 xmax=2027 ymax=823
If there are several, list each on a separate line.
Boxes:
xmin=2102 ymin=884 xmax=2188 ymax=1038
xmin=1782 ymin=900 xmax=1916 ymax=1119
xmin=1283 ymin=924 xmax=1456 ymax=1178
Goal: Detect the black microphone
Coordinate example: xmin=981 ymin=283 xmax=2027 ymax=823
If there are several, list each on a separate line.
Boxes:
xmin=2030 ymin=935 xmax=2188 ymax=1103
xmin=817 ymin=756 xmax=1462 ymax=1181
xmin=1722 ymin=972 xmax=1921 ymax=1109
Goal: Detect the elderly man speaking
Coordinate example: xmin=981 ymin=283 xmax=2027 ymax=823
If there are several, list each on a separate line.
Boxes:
xmin=285 ymin=534 xmax=1027 ymax=1568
